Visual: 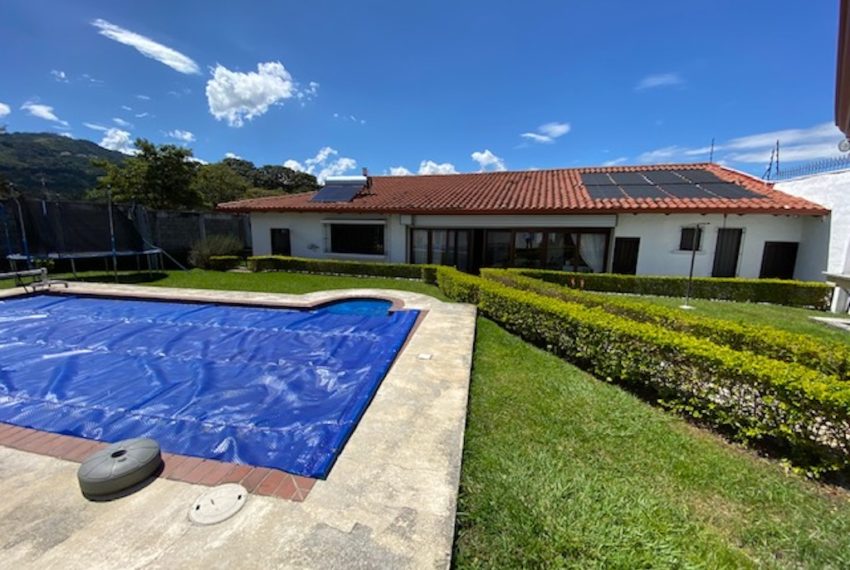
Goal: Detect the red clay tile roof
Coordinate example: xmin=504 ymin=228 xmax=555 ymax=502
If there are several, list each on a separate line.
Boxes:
xmin=217 ymin=163 xmax=829 ymax=216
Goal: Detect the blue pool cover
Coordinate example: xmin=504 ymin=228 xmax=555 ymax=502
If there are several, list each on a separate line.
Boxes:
xmin=0 ymin=294 xmax=419 ymax=478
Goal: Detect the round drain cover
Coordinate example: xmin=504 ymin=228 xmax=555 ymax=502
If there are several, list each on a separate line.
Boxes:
xmin=189 ymin=484 xmax=248 ymax=525
xmin=78 ymin=438 xmax=162 ymax=499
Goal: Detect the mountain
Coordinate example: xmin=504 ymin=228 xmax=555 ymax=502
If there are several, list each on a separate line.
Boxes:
xmin=0 ymin=132 xmax=126 ymax=199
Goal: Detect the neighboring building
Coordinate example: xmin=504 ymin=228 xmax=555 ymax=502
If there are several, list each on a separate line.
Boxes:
xmin=219 ymin=163 xmax=831 ymax=281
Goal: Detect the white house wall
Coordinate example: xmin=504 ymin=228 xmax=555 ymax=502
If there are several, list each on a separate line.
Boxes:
xmin=249 ymin=211 xmax=828 ymax=281
xmin=777 ymin=170 xmax=850 ymax=274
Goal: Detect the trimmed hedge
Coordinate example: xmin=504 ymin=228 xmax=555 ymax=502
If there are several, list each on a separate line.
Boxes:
xmin=207 ymin=256 xmax=243 ymax=271
xmin=436 ymin=266 xmax=850 ymax=474
xmin=512 ymin=268 xmax=833 ymax=310
xmin=248 ymin=255 xmax=439 ymax=283
xmin=482 ymin=269 xmax=850 ymax=380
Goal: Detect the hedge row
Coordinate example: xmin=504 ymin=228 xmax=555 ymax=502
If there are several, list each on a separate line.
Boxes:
xmin=436 ymin=266 xmax=850 ymax=474
xmin=512 ymin=268 xmax=833 ymax=310
xmin=248 ymin=255 xmax=439 ymax=283
xmin=208 ymin=256 xmax=243 ymax=271
xmin=482 ymin=269 xmax=850 ymax=380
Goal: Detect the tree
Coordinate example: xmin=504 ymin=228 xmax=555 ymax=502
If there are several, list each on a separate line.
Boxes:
xmin=221 ymin=157 xmax=256 ymax=181
xmin=191 ymin=163 xmax=251 ymax=208
xmin=251 ymin=165 xmax=318 ymax=193
xmin=89 ymin=139 xmax=202 ymax=209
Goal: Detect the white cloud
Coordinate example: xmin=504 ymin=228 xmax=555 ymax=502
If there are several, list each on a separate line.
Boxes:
xmin=0 ymin=102 xmax=10 ymax=118
xmin=121 ymin=105 xmax=132 ymax=111
xmin=136 ymin=94 xmax=151 ymax=100
xmin=206 ymin=61 xmax=298 ymax=127
xmin=297 ymin=81 xmax=320 ymax=104
xmin=81 ymin=73 xmax=103 ymax=84
xmin=57 ymin=132 xmax=74 ymax=138
xmin=51 ymin=69 xmax=69 ymax=83
xmin=135 ymin=112 xmax=149 ymax=118
xmin=521 ymin=121 xmax=571 ymax=143
xmin=224 ymin=152 xmax=242 ymax=159
xmin=418 ymin=160 xmax=458 ymax=175
xmin=83 ymin=122 xmax=108 ymax=131
xmin=187 ymin=156 xmax=208 ymax=165
xmin=638 ymin=122 xmax=844 ymax=165
xmin=99 ymin=128 xmax=136 ymax=154
xmin=284 ymin=146 xmax=357 ymax=182
xmin=21 ymin=101 xmax=68 ymax=126
xmin=166 ymin=129 xmax=195 ymax=142
xmin=602 ymin=157 xmax=628 ymax=166
xmin=471 ymin=149 xmax=506 ymax=172
xmin=113 ymin=117 xmax=133 ymax=128
xmin=388 ymin=166 xmax=413 ymax=176
xmin=91 ymin=19 xmax=200 ymax=74
xmin=635 ymin=73 xmax=684 ymax=91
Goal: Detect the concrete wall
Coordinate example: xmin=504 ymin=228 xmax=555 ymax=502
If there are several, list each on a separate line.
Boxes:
xmin=777 ymin=169 xmax=850 ymax=274
xmin=250 ymin=211 xmax=828 ymax=280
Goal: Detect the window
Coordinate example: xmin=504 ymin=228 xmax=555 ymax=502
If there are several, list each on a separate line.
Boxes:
xmin=485 ymin=231 xmax=512 ymax=267
xmin=270 ymin=228 xmax=291 ymax=256
xmin=410 ymin=229 xmax=472 ymax=271
xmin=679 ymin=227 xmax=702 ymax=251
xmin=513 ymin=232 xmax=544 ymax=268
xmin=329 ymin=223 xmax=384 ymax=255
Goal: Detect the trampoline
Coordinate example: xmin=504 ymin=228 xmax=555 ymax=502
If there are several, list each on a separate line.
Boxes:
xmin=0 ymin=293 xmax=420 ymax=478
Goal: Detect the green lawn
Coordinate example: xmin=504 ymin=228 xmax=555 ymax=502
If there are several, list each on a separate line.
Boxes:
xmin=599 ymin=292 xmax=850 ymax=345
xmin=5 ymin=269 xmax=850 ymax=566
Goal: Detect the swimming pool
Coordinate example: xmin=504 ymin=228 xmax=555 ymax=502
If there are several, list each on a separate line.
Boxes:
xmin=0 ymin=293 xmax=420 ymax=478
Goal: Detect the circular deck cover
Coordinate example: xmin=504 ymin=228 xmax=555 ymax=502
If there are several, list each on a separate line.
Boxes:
xmin=77 ymin=438 xmax=162 ymax=498
xmin=189 ymin=484 xmax=248 ymax=525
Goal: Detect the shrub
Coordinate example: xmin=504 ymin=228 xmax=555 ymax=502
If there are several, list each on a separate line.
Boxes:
xmin=207 ymin=256 xmax=242 ymax=271
xmin=248 ymin=255 xmax=439 ymax=283
xmin=511 ymin=268 xmax=833 ymax=310
xmin=436 ymin=266 xmax=850 ymax=474
xmin=482 ymin=269 xmax=850 ymax=380
xmin=188 ymin=234 xmax=244 ymax=269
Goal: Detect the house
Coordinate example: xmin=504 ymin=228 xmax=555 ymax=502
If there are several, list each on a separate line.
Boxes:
xmin=218 ymin=163 xmax=831 ymax=281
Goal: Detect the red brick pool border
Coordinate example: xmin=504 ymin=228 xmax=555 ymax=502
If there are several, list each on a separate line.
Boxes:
xmin=0 ymin=422 xmax=316 ymax=502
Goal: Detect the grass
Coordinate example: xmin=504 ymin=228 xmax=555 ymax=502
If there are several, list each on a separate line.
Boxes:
xmin=599 ymin=292 xmax=850 ymax=345
xmin=5 ymin=269 xmax=850 ymax=566
xmin=456 ymin=319 xmax=850 ymax=568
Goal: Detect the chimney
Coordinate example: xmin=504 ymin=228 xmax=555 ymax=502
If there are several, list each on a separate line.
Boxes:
xmin=362 ymin=167 xmax=369 ymax=177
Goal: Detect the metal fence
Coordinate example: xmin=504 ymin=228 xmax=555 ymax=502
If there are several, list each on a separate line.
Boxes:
xmin=769 ymin=155 xmax=850 ymax=180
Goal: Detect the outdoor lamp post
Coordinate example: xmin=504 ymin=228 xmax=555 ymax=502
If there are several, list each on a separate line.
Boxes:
xmin=680 ymin=222 xmax=709 ymax=310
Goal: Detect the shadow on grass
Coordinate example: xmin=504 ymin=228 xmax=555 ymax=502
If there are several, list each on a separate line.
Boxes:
xmin=67 ymin=272 xmax=171 ymax=285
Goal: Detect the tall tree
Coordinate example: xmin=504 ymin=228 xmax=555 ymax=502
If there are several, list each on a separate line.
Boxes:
xmin=90 ymin=139 xmax=202 ymax=209
xmin=191 ymin=163 xmax=251 ymax=208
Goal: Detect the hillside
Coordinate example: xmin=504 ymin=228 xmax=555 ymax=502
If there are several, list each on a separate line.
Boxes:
xmin=0 ymin=132 xmax=126 ymax=199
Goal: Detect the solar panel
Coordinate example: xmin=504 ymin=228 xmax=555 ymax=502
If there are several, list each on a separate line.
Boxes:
xmin=609 ymin=172 xmax=650 ymax=185
xmin=676 ymin=169 xmax=723 ymax=184
xmin=643 ymin=170 xmax=686 ymax=185
xmin=658 ymin=184 xmax=714 ymax=199
xmin=699 ymin=183 xmax=760 ymax=199
xmin=310 ymin=184 xmax=363 ymax=202
xmin=580 ymin=173 xmax=614 ymax=186
xmin=585 ymin=185 xmax=626 ymax=199
xmin=620 ymin=185 xmax=668 ymax=199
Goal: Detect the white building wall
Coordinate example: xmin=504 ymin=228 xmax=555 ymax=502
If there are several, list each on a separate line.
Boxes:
xmin=777 ymin=170 xmax=850 ymax=274
xmin=612 ymin=213 xmax=824 ymax=280
xmin=249 ymin=211 xmax=828 ymax=280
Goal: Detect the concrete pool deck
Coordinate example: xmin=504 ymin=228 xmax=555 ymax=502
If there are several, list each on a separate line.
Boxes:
xmin=0 ymin=282 xmax=477 ymax=569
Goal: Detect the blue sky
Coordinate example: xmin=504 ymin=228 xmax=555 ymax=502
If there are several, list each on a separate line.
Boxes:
xmin=0 ymin=0 xmax=844 ymax=178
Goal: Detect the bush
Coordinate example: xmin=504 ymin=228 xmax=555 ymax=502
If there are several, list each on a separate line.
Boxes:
xmin=207 ymin=256 xmax=242 ymax=271
xmin=436 ymin=266 xmax=850 ymax=474
xmin=188 ymin=234 xmax=244 ymax=269
xmin=511 ymin=268 xmax=833 ymax=310
xmin=482 ymin=269 xmax=850 ymax=380
xmin=248 ymin=255 xmax=439 ymax=283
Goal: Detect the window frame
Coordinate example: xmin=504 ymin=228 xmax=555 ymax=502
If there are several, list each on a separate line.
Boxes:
xmin=678 ymin=226 xmax=703 ymax=252
xmin=323 ymin=220 xmax=387 ymax=257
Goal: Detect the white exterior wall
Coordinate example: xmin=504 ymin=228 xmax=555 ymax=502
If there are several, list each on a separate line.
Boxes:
xmin=249 ymin=211 xmax=828 ymax=281
xmin=611 ymin=213 xmax=827 ymax=281
xmin=777 ymin=170 xmax=850 ymax=274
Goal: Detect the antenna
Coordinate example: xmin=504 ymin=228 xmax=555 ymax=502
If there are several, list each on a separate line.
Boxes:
xmin=775 ymin=140 xmax=780 ymax=178
xmin=708 ymin=138 xmax=715 ymax=163
xmin=763 ymin=146 xmax=775 ymax=180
